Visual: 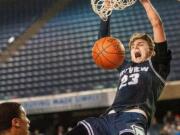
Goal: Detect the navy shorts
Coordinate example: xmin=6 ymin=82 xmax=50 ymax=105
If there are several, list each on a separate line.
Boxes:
xmin=78 ymin=112 xmax=147 ymax=135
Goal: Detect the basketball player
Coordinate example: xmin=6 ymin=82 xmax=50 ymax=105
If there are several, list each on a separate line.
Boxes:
xmin=0 ymin=102 xmax=30 ymax=135
xmin=65 ymin=0 xmax=171 ymax=134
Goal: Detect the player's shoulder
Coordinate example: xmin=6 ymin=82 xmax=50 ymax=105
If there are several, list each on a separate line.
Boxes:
xmin=151 ymin=40 xmax=172 ymax=65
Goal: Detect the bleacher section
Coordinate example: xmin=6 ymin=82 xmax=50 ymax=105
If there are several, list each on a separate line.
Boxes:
xmin=0 ymin=0 xmax=179 ymax=99
xmin=0 ymin=0 xmax=55 ymax=51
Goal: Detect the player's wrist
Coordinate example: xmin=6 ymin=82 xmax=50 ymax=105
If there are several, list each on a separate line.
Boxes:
xmin=139 ymin=0 xmax=151 ymax=6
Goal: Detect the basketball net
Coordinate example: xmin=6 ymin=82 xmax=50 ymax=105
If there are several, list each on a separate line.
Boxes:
xmin=91 ymin=0 xmax=137 ymax=21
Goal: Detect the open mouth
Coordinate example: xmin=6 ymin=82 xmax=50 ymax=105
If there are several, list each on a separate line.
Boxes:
xmin=135 ymin=52 xmax=141 ymax=58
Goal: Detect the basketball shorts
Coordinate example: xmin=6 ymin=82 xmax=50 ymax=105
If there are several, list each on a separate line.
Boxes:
xmin=78 ymin=111 xmax=147 ymax=135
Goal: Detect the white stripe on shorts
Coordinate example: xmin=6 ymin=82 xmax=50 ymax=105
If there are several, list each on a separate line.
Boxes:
xmin=78 ymin=120 xmax=94 ymax=135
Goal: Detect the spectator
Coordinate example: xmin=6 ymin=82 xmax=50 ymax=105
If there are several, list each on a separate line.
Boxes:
xmin=164 ymin=111 xmax=175 ymax=125
xmin=33 ymin=129 xmax=44 ymax=135
xmin=148 ymin=117 xmax=162 ymax=135
xmin=175 ymin=115 xmax=180 ymax=135
xmin=57 ymin=125 xmax=64 ymax=135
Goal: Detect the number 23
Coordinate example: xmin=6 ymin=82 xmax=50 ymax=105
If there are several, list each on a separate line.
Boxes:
xmin=119 ymin=73 xmax=140 ymax=89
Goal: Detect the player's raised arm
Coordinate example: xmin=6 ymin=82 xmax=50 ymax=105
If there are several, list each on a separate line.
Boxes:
xmin=98 ymin=0 xmax=111 ymax=39
xmin=98 ymin=16 xmax=111 ymax=39
xmin=140 ymin=0 xmax=166 ymax=43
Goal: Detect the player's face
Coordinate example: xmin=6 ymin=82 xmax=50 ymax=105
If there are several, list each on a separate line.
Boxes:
xmin=18 ymin=106 xmax=30 ymax=135
xmin=130 ymin=39 xmax=152 ymax=63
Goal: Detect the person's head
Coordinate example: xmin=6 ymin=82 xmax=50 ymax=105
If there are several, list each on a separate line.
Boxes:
xmin=0 ymin=102 xmax=30 ymax=135
xmin=129 ymin=33 xmax=155 ymax=63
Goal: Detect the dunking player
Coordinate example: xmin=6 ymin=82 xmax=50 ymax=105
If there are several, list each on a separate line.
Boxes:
xmin=65 ymin=0 xmax=171 ymax=134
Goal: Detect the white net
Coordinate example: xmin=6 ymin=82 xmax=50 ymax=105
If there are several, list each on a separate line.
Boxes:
xmin=91 ymin=0 xmax=137 ymax=21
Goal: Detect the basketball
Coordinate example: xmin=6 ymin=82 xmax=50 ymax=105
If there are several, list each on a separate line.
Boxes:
xmin=92 ymin=36 xmax=125 ymax=69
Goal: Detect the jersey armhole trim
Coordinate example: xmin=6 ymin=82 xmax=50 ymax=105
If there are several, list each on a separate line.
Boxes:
xmin=148 ymin=59 xmax=165 ymax=84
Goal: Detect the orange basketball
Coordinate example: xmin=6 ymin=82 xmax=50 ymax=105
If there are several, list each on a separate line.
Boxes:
xmin=92 ymin=36 xmax=125 ymax=69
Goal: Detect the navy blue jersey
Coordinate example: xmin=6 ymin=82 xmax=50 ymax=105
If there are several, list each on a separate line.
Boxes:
xmin=111 ymin=42 xmax=171 ymax=119
xmin=99 ymin=17 xmax=172 ymax=123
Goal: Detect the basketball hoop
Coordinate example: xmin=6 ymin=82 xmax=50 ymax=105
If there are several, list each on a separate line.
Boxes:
xmin=91 ymin=0 xmax=137 ymax=21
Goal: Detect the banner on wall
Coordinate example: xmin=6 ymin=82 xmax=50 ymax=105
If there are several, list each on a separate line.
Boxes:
xmin=0 ymin=88 xmax=116 ymax=114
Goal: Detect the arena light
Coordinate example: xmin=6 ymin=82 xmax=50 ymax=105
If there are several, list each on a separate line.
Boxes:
xmin=8 ymin=36 xmax=15 ymax=44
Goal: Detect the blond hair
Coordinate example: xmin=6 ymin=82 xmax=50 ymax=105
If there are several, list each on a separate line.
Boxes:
xmin=129 ymin=33 xmax=155 ymax=51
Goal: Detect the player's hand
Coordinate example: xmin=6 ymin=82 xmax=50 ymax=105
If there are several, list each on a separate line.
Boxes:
xmin=104 ymin=0 xmax=111 ymax=10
